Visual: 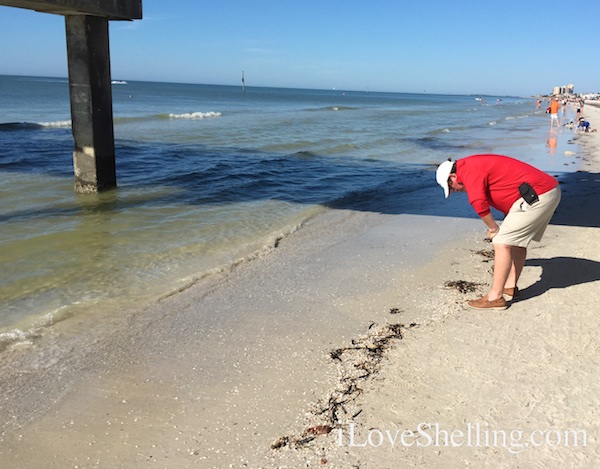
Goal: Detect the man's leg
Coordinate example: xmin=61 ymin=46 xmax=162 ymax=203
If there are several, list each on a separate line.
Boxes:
xmin=505 ymin=246 xmax=527 ymax=289
xmin=488 ymin=243 xmax=513 ymax=301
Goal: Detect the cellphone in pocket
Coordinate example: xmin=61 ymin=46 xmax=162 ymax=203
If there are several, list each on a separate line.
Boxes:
xmin=519 ymin=182 xmax=539 ymax=205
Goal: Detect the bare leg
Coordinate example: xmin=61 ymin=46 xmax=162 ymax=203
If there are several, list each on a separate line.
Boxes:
xmin=505 ymin=246 xmax=527 ymax=289
xmin=488 ymin=243 xmax=513 ymax=301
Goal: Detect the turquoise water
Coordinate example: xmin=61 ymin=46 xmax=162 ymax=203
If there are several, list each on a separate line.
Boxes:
xmin=0 ymin=75 xmax=579 ymax=346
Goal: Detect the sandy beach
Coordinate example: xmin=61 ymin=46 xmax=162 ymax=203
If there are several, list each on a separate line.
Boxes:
xmin=0 ymin=104 xmax=599 ymax=468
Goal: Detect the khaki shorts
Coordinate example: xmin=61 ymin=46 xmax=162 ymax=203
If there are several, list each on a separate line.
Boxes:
xmin=493 ymin=186 xmax=561 ymax=248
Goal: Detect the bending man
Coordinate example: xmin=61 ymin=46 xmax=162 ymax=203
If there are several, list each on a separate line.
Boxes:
xmin=436 ymin=154 xmax=561 ymax=310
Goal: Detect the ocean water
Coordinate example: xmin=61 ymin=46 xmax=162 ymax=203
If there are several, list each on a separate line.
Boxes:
xmin=0 ymin=75 xmax=579 ymax=348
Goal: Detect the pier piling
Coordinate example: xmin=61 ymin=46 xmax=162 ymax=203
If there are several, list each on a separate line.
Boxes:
xmin=0 ymin=0 xmax=142 ymax=192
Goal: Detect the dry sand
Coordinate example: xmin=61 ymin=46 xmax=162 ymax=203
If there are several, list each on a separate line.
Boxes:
xmin=0 ymin=105 xmax=599 ymax=469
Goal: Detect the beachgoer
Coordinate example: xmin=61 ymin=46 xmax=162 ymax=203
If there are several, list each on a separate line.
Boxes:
xmin=549 ymin=98 xmax=560 ymax=127
xmin=536 ymin=99 xmax=542 ymax=109
xmin=435 ymin=154 xmax=561 ymax=310
xmin=577 ymin=117 xmax=595 ymax=132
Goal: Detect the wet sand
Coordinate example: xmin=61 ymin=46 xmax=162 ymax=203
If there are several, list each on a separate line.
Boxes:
xmin=0 ymin=105 xmax=599 ymax=468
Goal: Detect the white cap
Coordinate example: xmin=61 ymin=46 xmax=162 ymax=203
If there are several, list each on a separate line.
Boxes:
xmin=436 ymin=159 xmax=454 ymax=198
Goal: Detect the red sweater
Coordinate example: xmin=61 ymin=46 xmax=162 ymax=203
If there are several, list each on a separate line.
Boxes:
xmin=456 ymin=154 xmax=558 ymax=217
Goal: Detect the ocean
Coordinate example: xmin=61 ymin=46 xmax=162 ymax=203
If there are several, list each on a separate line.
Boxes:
xmin=0 ymin=75 xmax=579 ymax=349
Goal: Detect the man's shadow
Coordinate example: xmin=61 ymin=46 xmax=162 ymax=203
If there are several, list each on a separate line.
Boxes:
xmin=519 ymin=257 xmax=600 ymax=300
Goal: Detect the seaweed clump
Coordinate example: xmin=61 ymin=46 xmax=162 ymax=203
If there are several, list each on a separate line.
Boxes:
xmin=271 ymin=321 xmax=417 ymax=450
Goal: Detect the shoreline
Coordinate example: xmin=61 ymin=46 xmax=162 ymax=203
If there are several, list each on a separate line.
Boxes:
xmin=0 ymin=107 xmax=599 ymax=467
xmin=0 ymin=210 xmax=484 ymax=467
xmin=0 ymin=90 xmax=567 ymax=346
xmin=0 ymin=92 xmax=575 ymax=347
xmin=273 ymin=106 xmax=600 ymax=467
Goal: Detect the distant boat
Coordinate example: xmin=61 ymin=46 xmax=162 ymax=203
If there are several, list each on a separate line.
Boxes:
xmin=241 ymin=71 xmax=245 ymax=93
xmin=111 ymin=80 xmax=127 ymax=85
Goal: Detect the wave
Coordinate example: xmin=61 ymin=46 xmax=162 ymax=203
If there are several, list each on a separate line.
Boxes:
xmin=427 ymin=125 xmax=469 ymax=135
xmin=168 ymin=112 xmax=222 ymax=120
xmin=39 ymin=120 xmax=72 ymax=128
xmin=327 ymin=106 xmax=359 ymax=111
xmin=0 ymin=307 xmax=60 ymax=352
xmin=1 ymin=113 xmax=222 ymax=132
xmin=114 ymin=113 xmax=222 ymax=124
xmin=0 ymin=328 xmax=35 ymax=352
xmin=0 ymin=121 xmax=71 ymax=131
xmin=304 ymin=106 xmax=360 ymax=112
xmin=0 ymin=122 xmax=43 ymax=131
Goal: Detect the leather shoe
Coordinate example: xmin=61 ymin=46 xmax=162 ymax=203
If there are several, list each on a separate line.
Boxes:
xmin=503 ymin=286 xmax=520 ymax=301
xmin=467 ymin=295 xmax=508 ymax=310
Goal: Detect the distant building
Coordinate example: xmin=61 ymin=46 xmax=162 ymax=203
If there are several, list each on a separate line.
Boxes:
xmin=552 ymin=84 xmax=575 ymax=95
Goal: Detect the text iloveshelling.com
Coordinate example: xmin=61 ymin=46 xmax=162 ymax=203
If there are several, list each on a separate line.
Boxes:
xmin=337 ymin=422 xmax=587 ymax=454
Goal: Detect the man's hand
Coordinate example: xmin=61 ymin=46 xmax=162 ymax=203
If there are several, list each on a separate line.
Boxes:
xmin=487 ymin=227 xmax=499 ymax=239
xmin=481 ymin=213 xmax=499 ymax=239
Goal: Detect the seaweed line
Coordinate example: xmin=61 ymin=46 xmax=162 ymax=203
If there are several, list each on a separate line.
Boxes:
xmin=271 ymin=319 xmax=417 ymax=451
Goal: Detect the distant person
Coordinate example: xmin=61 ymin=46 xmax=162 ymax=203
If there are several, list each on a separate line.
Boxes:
xmin=536 ymin=99 xmax=542 ymax=109
xmin=576 ymin=101 xmax=583 ymax=120
xmin=549 ymin=98 xmax=560 ymax=127
xmin=577 ymin=117 xmax=595 ymax=132
xmin=436 ymin=155 xmax=561 ymax=310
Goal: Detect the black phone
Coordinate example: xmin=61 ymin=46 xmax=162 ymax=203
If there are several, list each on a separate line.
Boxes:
xmin=519 ymin=183 xmax=539 ymax=205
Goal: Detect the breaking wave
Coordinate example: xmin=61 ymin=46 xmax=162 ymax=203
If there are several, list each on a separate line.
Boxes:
xmin=168 ymin=112 xmax=222 ymax=120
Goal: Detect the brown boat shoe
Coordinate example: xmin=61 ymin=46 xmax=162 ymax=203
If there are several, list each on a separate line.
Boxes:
xmin=467 ymin=294 xmax=508 ymax=310
xmin=503 ymin=286 xmax=520 ymax=301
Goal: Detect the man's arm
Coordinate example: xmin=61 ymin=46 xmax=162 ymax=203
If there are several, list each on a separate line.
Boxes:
xmin=481 ymin=213 xmax=500 ymax=239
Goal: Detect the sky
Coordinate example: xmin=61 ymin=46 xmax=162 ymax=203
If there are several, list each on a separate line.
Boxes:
xmin=1 ymin=0 xmax=599 ymax=96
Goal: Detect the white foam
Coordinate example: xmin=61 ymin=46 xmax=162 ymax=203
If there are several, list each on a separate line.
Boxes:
xmin=39 ymin=120 xmax=72 ymax=128
xmin=169 ymin=112 xmax=222 ymax=120
xmin=0 ymin=328 xmax=31 ymax=343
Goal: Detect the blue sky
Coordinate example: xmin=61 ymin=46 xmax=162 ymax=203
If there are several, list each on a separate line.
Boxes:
xmin=1 ymin=0 xmax=598 ymax=96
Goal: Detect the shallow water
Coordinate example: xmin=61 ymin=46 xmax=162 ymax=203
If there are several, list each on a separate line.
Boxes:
xmin=0 ymin=75 xmax=580 ymax=345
